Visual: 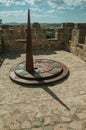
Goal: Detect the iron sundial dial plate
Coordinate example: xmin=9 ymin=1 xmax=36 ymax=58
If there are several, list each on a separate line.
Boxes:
xmin=10 ymin=59 xmax=69 ymax=85
xmin=15 ymin=59 xmax=63 ymax=80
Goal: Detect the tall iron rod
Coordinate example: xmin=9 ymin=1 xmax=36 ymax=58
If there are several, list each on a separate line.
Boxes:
xmin=26 ymin=9 xmax=34 ymax=72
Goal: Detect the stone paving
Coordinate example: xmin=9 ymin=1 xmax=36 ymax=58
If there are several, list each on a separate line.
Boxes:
xmin=0 ymin=50 xmax=86 ymax=130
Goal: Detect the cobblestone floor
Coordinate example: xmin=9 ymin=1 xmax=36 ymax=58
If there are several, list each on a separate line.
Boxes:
xmin=0 ymin=50 xmax=86 ymax=130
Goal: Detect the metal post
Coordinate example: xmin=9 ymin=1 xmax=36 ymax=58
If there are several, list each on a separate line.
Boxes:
xmin=26 ymin=9 xmax=34 ymax=72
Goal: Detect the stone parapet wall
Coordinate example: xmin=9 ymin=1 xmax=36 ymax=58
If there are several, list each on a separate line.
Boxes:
xmin=71 ymin=29 xmax=79 ymax=46
xmin=70 ymin=44 xmax=86 ymax=61
xmin=4 ymin=41 xmax=26 ymax=51
xmin=85 ymin=36 xmax=86 ymax=44
xmin=71 ymin=28 xmax=86 ymax=44
xmin=56 ymin=26 xmax=73 ymax=42
xmin=70 ymin=23 xmax=86 ymax=61
xmin=0 ymin=38 xmax=1 ymax=53
xmin=74 ymin=23 xmax=86 ymax=29
xmin=0 ymin=22 xmax=86 ymax=62
xmin=4 ymin=39 xmax=65 ymax=52
xmin=61 ymin=23 xmax=74 ymax=28
xmin=0 ymin=22 xmax=66 ymax=53
xmin=0 ymin=36 xmax=5 ymax=53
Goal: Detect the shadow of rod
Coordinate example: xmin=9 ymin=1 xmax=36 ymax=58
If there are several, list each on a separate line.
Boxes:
xmin=42 ymin=87 xmax=70 ymax=111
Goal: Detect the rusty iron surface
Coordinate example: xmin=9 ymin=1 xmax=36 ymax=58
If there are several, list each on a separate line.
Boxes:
xmin=10 ymin=59 xmax=69 ymax=85
xmin=15 ymin=59 xmax=63 ymax=80
xmin=26 ymin=9 xmax=34 ymax=72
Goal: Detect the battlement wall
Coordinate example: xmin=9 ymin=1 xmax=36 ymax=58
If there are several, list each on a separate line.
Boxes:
xmin=0 ymin=22 xmax=86 ymax=61
xmin=2 ymin=39 xmax=65 ymax=52
xmin=0 ymin=23 xmax=66 ymax=52
xmin=70 ymin=23 xmax=86 ymax=61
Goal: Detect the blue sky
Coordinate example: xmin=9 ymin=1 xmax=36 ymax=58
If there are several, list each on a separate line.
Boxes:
xmin=0 ymin=0 xmax=86 ymax=23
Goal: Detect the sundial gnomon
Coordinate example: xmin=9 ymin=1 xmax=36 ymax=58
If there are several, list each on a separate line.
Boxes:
xmin=10 ymin=9 xmax=69 ymax=85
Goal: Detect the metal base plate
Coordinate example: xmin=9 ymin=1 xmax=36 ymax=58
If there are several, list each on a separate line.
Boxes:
xmin=10 ymin=59 xmax=69 ymax=85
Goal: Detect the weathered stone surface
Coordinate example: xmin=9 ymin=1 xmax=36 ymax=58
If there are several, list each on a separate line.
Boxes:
xmin=69 ymin=121 xmax=83 ymax=130
xmin=61 ymin=116 xmax=72 ymax=122
xmin=43 ymin=117 xmax=52 ymax=126
xmin=44 ymin=125 xmax=53 ymax=130
xmin=54 ymin=124 xmax=67 ymax=130
xmin=17 ymin=113 xmax=29 ymax=122
xmin=10 ymin=121 xmax=20 ymax=130
xmin=80 ymin=91 xmax=86 ymax=95
xmin=51 ymin=115 xmax=61 ymax=125
xmin=77 ymin=112 xmax=86 ymax=120
xmin=2 ymin=126 xmax=10 ymax=130
xmin=0 ymin=50 xmax=86 ymax=130
xmin=70 ymin=26 xmax=86 ymax=61
xmin=0 ymin=22 xmax=86 ymax=62
xmin=21 ymin=121 xmax=31 ymax=129
xmin=31 ymin=128 xmax=43 ymax=130
xmin=0 ymin=118 xmax=3 ymax=130
xmin=32 ymin=118 xmax=43 ymax=128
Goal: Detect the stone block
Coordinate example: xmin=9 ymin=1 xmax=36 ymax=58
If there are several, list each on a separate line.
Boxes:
xmin=61 ymin=23 xmax=74 ymax=28
xmin=84 ymin=36 xmax=86 ymax=44
xmin=78 ymin=36 xmax=85 ymax=43
xmin=70 ymin=46 xmax=78 ymax=55
xmin=44 ymin=125 xmax=53 ymax=130
xmin=75 ymin=23 xmax=86 ymax=29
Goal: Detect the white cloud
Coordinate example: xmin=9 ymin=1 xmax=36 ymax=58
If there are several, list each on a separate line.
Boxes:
xmin=0 ymin=0 xmax=14 ymax=6
xmin=24 ymin=0 xmax=45 ymax=5
xmin=32 ymin=0 xmax=45 ymax=5
xmin=0 ymin=10 xmax=27 ymax=17
xmin=79 ymin=0 xmax=86 ymax=7
xmin=45 ymin=10 xmax=55 ymax=14
xmin=64 ymin=0 xmax=86 ymax=7
xmin=47 ymin=0 xmax=86 ymax=9
xmin=24 ymin=0 xmax=34 ymax=5
xmin=0 ymin=0 xmax=26 ymax=6
xmin=83 ymin=12 xmax=86 ymax=15
xmin=22 ymin=0 xmax=86 ymax=8
xmin=30 ymin=7 xmax=41 ymax=12
xmin=0 ymin=0 xmax=45 ymax=7
xmin=14 ymin=1 xmax=26 ymax=5
xmin=48 ymin=0 xmax=65 ymax=8
xmin=0 ymin=0 xmax=86 ymax=8
xmin=31 ymin=13 xmax=58 ymax=23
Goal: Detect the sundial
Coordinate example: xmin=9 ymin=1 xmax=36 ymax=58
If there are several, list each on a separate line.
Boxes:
xmin=10 ymin=9 xmax=69 ymax=85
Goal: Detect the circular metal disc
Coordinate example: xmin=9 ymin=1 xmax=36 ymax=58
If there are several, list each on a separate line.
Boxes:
xmin=10 ymin=59 xmax=69 ymax=85
xmin=15 ymin=59 xmax=63 ymax=80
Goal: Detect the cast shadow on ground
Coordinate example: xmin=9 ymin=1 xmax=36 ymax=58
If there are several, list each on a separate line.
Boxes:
xmin=11 ymin=72 xmax=70 ymax=111
xmin=0 ymin=51 xmax=25 ymax=67
xmin=33 ymin=50 xmax=58 ymax=55
xmin=42 ymin=87 xmax=70 ymax=111
xmin=6 ymin=49 xmax=70 ymax=110
xmin=2 ymin=49 xmax=60 ymax=60
xmin=5 ymin=50 xmax=25 ymax=59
